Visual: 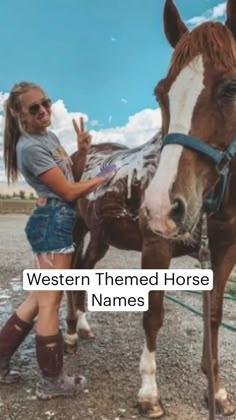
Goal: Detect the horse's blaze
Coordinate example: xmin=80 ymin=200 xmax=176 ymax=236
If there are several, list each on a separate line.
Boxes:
xmin=144 ymin=55 xmax=205 ymax=236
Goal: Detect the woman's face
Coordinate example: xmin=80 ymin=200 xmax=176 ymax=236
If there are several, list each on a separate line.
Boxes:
xmin=19 ymin=88 xmax=52 ymax=134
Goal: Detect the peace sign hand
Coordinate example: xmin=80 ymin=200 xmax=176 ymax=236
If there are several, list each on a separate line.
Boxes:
xmin=72 ymin=117 xmax=92 ymax=153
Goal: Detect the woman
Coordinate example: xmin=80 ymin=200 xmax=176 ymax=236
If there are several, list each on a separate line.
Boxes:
xmin=1 ymin=81 xmax=114 ymax=400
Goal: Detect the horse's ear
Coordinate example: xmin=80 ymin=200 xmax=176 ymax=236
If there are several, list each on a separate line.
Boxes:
xmin=164 ymin=0 xmax=188 ymax=48
xmin=226 ymin=0 xmax=236 ymax=39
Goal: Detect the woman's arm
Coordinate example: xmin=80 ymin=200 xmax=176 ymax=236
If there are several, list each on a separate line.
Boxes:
xmin=39 ymin=166 xmax=105 ymax=202
xmin=72 ymin=117 xmax=91 ymax=181
xmin=72 ymin=149 xmax=88 ymax=182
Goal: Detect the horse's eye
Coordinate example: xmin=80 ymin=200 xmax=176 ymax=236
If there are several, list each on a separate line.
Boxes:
xmin=224 ymin=84 xmax=236 ymax=97
xmin=219 ymin=80 xmax=236 ymax=101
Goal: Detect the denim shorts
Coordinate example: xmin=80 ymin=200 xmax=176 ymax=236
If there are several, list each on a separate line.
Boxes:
xmin=25 ymin=198 xmax=77 ymax=254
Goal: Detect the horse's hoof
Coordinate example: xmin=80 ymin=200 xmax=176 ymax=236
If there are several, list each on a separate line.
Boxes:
xmin=216 ymin=399 xmax=236 ymax=416
xmin=64 ymin=342 xmax=78 ymax=354
xmin=205 ymin=392 xmax=235 ymax=416
xmin=138 ymin=400 xmax=165 ymax=419
xmin=78 ymin=328 xmax=95 ymax=339
xmin=64 ymin=335 xmax=78 ymax=354
xmin=63 ymin=333 xmax=78 ymax=354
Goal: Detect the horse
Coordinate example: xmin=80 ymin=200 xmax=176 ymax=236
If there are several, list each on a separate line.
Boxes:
xmin=65 ymin=0 xmax=236 ymax=417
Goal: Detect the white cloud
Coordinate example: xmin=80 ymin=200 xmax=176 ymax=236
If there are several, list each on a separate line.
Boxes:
xmin=110 ymin=36 xmax=117 ymax=42
xmin=49 ymin=100 xmax=87 ymax=156
xmin=186 ymin=1 xmax=226 ymax=27
xmin=186 ymin=15 xmax=208 ymax=26
xmin=0 ymin=92 xmax=9 ymax=112
xmin=212 ymin=2 xmax=226 ymax=19
xmin=0 ymin=96 xmax=161 ymax=186
xmin=90 ymin=120 xmax=99 ymax=127
xmin=121 ymin=98 xmax=128 ymax=104
xmin=90 ymin=107 xmax=161 ymax=148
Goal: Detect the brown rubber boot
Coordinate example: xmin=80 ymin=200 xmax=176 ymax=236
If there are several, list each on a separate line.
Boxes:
xmin=0 ymin=312 xmax=34 ymax=384
xmin=35 ymin=330 xmax=86 ymax=400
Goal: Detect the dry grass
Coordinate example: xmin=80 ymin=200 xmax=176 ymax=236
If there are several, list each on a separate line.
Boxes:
xmin=0 ymin=199 xmax=36 ymax=214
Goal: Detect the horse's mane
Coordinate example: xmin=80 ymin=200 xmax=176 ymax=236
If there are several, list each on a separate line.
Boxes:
xmin=169 ymin=22 xmax=236 ymax=80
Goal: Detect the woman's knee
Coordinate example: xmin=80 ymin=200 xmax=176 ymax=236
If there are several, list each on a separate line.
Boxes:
xmin=21 ymin=291 xmax=38 ymax=310
xmin=37 ymin=291 xmax=63 ymax=310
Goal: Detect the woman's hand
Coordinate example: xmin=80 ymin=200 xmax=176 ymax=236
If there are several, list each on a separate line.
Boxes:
xmin=72 ymin=117 xmax=92 ymax=153
xmin=96 ymin=164 xmax=117 ymax=180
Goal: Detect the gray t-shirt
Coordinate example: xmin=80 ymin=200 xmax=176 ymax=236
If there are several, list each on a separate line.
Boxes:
xmin=16 ymin=130 xmax=74 ymax=198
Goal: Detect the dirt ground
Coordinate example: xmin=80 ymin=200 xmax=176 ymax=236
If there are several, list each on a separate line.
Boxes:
xmin=0 ymin=215 xmax=235 ymax=420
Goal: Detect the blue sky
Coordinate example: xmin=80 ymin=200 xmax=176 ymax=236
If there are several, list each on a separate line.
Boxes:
xmin=0 ymin=0 xmax=226 ymax=129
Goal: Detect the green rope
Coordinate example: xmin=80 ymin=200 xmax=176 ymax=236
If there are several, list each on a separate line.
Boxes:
xmin=186 ymin=290 xmax=236 ymax=301
xmin=165 ymin=294 xmax=236 ymax=333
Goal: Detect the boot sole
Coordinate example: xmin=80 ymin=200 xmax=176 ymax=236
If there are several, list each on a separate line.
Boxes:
xmin=35 ymin=376 xmax=87 ymax=400
xmin=36 ymin=389 xmax=77 ymax=400
xmin=0 ymin=375 xmax=21 ymax=385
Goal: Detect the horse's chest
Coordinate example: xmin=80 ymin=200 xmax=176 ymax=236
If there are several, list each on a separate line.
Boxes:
xmin=207 ymin=214 xmax=236 ymax=248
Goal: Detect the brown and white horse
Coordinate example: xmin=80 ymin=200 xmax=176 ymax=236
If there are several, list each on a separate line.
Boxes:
xmin=66 ymin=0 xmax=236 ymax=417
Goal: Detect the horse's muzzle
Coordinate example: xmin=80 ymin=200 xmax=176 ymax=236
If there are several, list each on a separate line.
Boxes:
xmin=169 ymin=196 xmax=187 ymax=226
xmin=142 ymin=195 xmax=188 ymax=238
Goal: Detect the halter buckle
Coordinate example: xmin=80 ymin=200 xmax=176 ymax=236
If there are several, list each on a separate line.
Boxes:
xmin=215 ymin=155 xmax=230 ymax=176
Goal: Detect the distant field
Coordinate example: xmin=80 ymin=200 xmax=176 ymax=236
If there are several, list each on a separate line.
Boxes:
xmin=0 ymin=199 xmax=36 ymax=214
xmin=1 ymin=202 xmax=236 ymax=295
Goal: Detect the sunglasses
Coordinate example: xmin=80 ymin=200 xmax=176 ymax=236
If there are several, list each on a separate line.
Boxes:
xmin=28 ymin=98 xmax=52 ymax=115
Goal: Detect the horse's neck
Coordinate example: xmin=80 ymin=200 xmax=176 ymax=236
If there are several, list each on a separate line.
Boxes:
xmin=227 ymin=173 xmax=236 ymax=208
xmin=216 ymin=173 xmax=236 ymax=222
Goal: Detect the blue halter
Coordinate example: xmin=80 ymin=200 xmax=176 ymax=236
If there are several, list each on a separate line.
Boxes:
xmin=161 ymin=133 xmax=236 ymax=215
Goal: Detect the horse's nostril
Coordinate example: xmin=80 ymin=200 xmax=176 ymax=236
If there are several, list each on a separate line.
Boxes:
xmin=170 ymin=197 xmax=186 ymax=225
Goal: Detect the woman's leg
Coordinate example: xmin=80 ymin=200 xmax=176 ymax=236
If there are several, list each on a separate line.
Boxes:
xmin=34 ymin=252 xmax=86 ymax=400
xmin=35 ymin=253 xmax=70 ymax=336
xmin=16 ymin=291 xmax=38 ymax=322
xmin=0 ymin=253 xmax=71 ymax=385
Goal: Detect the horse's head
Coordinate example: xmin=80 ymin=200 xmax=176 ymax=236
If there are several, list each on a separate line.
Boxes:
xmin=142 ymin=0 xmax=236 ymax=240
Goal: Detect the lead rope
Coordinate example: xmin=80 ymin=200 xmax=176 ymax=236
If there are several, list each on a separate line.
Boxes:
xmin=199 ymin=213 xmax=216 ymax=420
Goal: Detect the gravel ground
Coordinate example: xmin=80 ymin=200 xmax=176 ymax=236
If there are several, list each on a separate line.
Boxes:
xmin=0 ymin=214 xmax=235 ymax=420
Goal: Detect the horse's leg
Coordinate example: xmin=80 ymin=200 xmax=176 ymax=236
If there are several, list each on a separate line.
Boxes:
xmin=201 ymin=242 xmax=236 ymax=416
xmin=138 ymin=238 xmax=171 ymax=419
xmin=64 ymin=232 xmax=109 ymax=352
xmin=64 ymin=291 xmax=79 ymax=353
xmin=68 ymin=239 xmax=95 ymax=342
xmin=73 ymin=290 xmax=95 ymax=339
xmin=64 ymin=218 xmax=87 ymax=353
xmin=75 ymin=234 xmax=109 ymax=336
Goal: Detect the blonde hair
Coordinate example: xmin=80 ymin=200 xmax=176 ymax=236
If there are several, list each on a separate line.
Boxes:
xmin=3 ymin=81 xmax=42 ymax=183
